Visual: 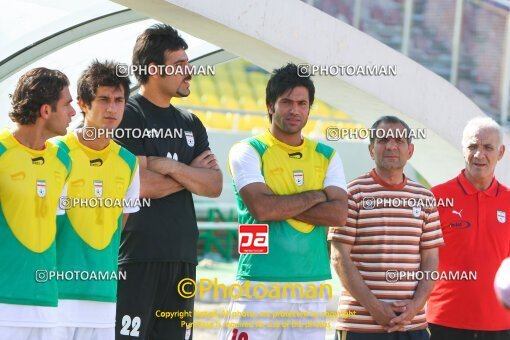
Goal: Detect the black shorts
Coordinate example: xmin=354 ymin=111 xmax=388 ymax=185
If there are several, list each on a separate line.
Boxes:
xmin=429 ymin=323 xmax=510 ymax=340
xmin=115 ymin=262 xmax=196 ymax=340
xmin=335 ymin=329 xmax=429 ymax=340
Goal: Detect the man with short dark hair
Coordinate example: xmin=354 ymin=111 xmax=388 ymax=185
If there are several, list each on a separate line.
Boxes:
xmin=114 ymin=24 xmax=222 ymax=340
xmin=0 ymin=67 xmax=75 ymax=339
xmin=219 ymin=63 xmax=348 ymax=340
xmin=53 ymin=60 xmax=138 ymax=340
xmin=427 ymin=117 xmax=510 ymax=340
xmin=329 ymin=116 xmax=444 ymax=340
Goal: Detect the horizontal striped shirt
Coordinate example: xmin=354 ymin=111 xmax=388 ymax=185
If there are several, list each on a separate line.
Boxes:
xmin=328 ymin=169 xmax=444 ymax=332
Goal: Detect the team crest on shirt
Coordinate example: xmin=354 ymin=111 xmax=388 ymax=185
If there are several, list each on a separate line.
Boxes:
xmin=293 ymin=170 xmax=304 ymax=186
xmin=36 ymin=180 xmax=46 ymax=198
xmin=94 ymin=180 xmax=103 ymax=197
xmin=497 ymin=210 xmax=506 ymax=223
xmin=184 ymin=131 xmax=194 ymax=147
xmin=412 ymin=206 xmax=421 ymax=217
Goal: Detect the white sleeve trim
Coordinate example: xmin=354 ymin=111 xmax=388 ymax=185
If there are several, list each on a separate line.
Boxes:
xmin=123 ymin=165 xmax=140 ymax=214
xmin=57 ymin=183 xmax=68 ymax=216
xmin=324 ymin=152 xmax=347 ymax=191
xmin=495 ymin=257 xmax=510 ymax=308
xmin=229 ymin=142 xmax=265 ymax=191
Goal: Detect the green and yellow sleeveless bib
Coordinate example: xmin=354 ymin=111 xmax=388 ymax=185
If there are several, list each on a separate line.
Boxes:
xmin=53 ymin=133 xmax=137 ymax=302
xmin=0 ymin=129 xmax=70 ymax=306
xmin=231 ymin=130 xmax=335 ymax=282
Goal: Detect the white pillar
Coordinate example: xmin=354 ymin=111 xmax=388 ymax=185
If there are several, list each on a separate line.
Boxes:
xmin=450 ymin=0 xmax=464 ymax=86
xmin=401 ymin=0 xmax=414 ymax=56
xmin=499 ymin=13 xmax=510 ymax=125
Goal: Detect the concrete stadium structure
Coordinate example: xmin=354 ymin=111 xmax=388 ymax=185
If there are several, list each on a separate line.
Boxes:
xmin=113 ymin=0 xmax=510 ymax=186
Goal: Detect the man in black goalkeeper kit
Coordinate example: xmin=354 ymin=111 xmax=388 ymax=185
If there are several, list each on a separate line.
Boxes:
xmin=114 ymin=24 xmax=222 ymax=340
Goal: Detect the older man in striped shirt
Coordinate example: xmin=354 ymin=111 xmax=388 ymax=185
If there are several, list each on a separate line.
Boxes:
xmin=329 ymin=116 xmax=444 ymax=340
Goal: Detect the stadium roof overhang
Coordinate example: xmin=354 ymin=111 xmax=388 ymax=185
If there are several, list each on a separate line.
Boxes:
xmin=2 ymin=0 xmax=509 ymax=185
xmin=0 ymin=9 xmax=146 ymax=83
xmin=0 ymin=1 xmax=233 ymax=130
xmin=111 ymin=0 xmax=510 ymax=186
